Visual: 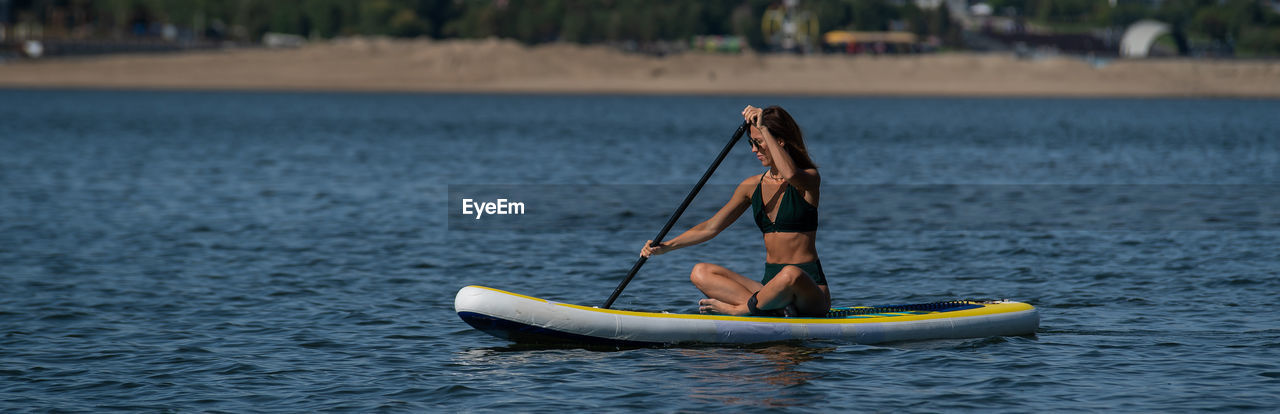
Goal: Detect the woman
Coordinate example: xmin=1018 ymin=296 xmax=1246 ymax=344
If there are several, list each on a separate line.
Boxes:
xmin=640 ymin=105 xmax=827 ymax=317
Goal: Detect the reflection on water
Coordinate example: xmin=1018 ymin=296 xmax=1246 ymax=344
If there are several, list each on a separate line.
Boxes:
xmin=452 ymin=346 xmax=616 ymax=368
xmin=675 ymin=344 xmax=835 ymax=408
xmin=450 ymin=343 xmax=836 ymax=408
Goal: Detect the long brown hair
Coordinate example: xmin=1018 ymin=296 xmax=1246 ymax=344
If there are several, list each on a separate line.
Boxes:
xmin=760 ymin=105 xmax=818 ymax=169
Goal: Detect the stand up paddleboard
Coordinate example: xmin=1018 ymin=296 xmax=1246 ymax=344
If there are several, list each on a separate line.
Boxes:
xmin=456 ymin=286 xmax=1039 ymax=347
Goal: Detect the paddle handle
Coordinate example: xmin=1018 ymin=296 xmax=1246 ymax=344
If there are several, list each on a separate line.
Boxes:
xmin=601 ymin=120 xmax=750 ymax=309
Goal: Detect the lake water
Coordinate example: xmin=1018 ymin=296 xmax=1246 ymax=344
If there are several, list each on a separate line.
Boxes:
xmin=2 ymin=89 xmax=1278 ymax=411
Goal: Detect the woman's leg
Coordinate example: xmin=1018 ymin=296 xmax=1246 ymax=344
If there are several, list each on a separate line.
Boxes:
xmin=754 ymin=265 xmax=830 ymax=316
xmin=690 ymin=262 xmax=762 ymax=315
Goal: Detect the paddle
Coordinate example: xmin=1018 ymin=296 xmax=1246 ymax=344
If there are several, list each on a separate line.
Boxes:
xmin=601 ymin=120 xmax=751 ymax=309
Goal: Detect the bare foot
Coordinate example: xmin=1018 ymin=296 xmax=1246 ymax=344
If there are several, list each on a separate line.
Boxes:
xmin=699 ymin=298 xmax=747 ymax=315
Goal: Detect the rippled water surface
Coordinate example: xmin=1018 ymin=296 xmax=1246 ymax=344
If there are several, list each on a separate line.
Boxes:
xmin=2 ymin=90 xmax=1279 ymax=411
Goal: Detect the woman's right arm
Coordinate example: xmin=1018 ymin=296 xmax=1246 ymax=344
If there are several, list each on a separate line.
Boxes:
xmin=640 ymin=176 xmax=756 ymax=257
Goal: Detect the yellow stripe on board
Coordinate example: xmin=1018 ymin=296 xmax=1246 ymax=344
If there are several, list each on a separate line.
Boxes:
xmin=468 ymin=285 xmax=1035 ymax=324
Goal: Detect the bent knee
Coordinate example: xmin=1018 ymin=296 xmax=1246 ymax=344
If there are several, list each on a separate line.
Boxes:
xmin=690 ymin=262 xmax=716 ymax=282
xmin=776 ymin=266 xmax=809 ymax=285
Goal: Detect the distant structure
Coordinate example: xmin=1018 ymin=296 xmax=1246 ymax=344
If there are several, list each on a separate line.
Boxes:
xmin=761 ymin=0 xmax=819 ymax=53
xmin=262 ymin=32 xmax=306 ymax=48
xmin=692 ymin=35 xmax=745 ymax=54
xmin=1120 ymin=20 xmax=1171 ymax=58
xmin=823 ymin=31 xmax=921 ymax=54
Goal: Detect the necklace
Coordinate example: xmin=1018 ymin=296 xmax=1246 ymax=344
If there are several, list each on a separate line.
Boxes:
xmin=766 ymin=171 xmax=784 ymax=181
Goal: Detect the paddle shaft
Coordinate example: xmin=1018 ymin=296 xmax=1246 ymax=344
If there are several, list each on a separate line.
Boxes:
xmin=601 ymin=121 xmax=750 ymax=309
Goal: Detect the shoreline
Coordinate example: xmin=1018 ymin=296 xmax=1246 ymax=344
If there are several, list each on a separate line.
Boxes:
xmin=7 ymin=83 xmax=1280 ymax=99
xmin=2 ymin=38 xmax=1278 ymax=98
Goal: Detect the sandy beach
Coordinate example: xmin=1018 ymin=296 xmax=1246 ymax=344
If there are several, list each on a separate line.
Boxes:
xmin=2 ymin=37 xmax=1278 ymax=97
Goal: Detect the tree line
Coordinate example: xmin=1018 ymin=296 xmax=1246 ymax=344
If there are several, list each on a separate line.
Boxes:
xmin=7 ymin=0 xmax=1279 ymax=55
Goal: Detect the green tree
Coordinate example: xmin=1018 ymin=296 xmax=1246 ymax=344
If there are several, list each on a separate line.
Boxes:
xmin=851 ymin=0 xmax=896 ymax=31
xmin=388 ymin=7 xmax=429 ymax=37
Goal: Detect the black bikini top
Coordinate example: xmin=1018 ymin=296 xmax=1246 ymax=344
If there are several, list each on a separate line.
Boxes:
xmin=751 ymin=174 xmax=818 ymax=233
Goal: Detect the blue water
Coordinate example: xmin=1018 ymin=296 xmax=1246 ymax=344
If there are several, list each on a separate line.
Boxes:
xmin=2 ymin=89 xmax=1279 ymax=411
